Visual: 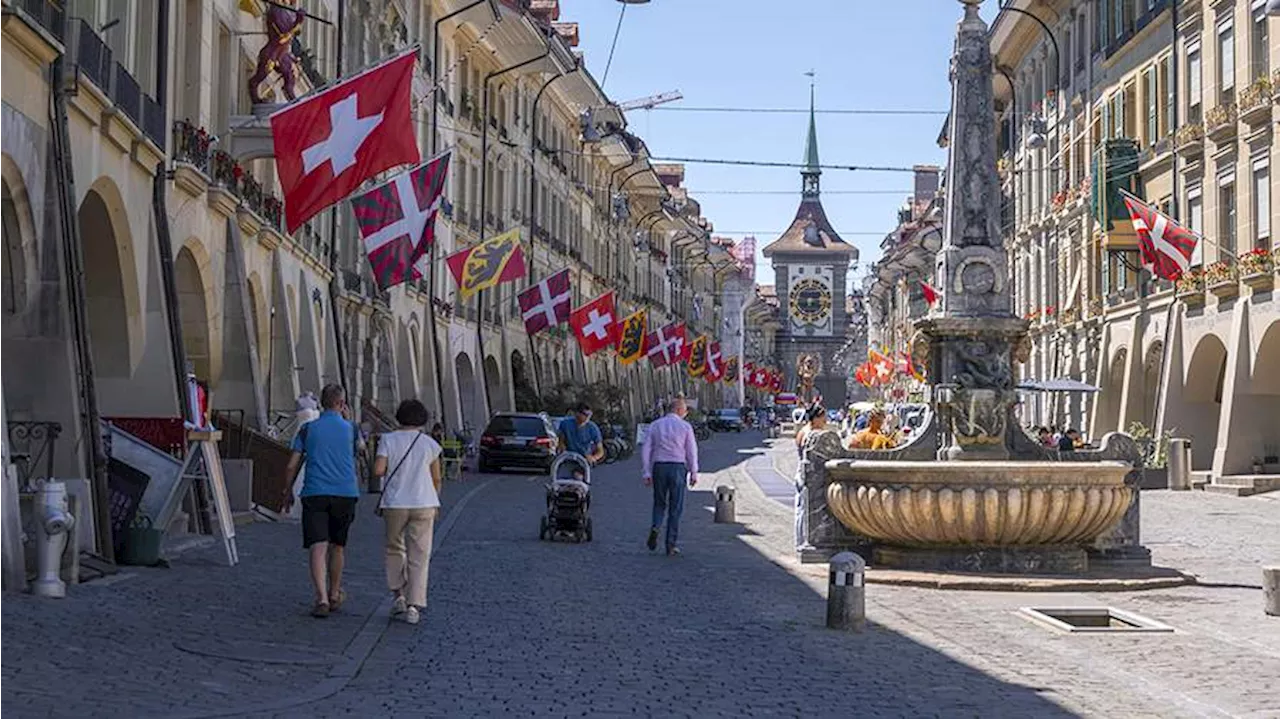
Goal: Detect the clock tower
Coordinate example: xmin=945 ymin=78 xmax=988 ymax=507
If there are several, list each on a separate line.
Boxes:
xmin=761 ymin=88 xmax=858 ymax=406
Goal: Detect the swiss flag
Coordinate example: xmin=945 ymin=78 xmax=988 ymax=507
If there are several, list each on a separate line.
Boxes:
xmin=271 ymin=49 xmax=421 ymax=233
xmin=517 ymin=269 xmax=572 ymax=336
xmin=569 ymin=291 xmax=619 ymax=356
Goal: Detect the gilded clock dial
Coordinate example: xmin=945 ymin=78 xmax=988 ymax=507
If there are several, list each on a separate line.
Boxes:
xmin=789 ymin=278 xmax=832 ymax=324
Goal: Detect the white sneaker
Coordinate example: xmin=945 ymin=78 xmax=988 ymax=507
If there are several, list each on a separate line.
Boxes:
xmin=404 ymin=606 xmax=420 ymax=625
xmin=391 ymin=595 xmax=407 ymax=616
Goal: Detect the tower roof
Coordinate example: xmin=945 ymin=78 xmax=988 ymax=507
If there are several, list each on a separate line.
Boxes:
xmin=761 ymin=84 xmax=857 ymax=259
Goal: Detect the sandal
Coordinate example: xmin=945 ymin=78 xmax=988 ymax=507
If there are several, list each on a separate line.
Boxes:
xmin=329 ymin=588 xmax=347 ymax=612
xmin=311 ymin=601 xmax=330 ymax=618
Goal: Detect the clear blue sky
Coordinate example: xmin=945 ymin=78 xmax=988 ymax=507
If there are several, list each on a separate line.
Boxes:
xmin=559 ymin=0 xmax=996 ymax=289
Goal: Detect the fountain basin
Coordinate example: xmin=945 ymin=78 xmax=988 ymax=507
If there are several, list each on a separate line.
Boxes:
xmin=825 ymin=461 xmax=1133 ymax=572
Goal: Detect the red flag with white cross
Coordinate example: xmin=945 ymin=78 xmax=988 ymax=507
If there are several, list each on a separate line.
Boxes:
xmin=645 ymin=331 xmax=667 ymax=367
xmin=660 ymin=322 xmax=687 ymax=366
xmin=569 ymin=291 xmax=619 ymax=357
xmin=517 ymin=269 xmax=572 ymax=336
xmin=704 ymin=341 xmax=724 ymax=382
xmin=271 ymin=49 xmax=421 ymax=233
xmin=1121 ymin=191 xmax=1199 ymax=281
xmin=350 ymin=151 xmax=450 ymax=290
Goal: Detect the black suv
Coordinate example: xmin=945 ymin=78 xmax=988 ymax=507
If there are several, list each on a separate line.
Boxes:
xmin=478 ymin=412 xmax=558 ymax=473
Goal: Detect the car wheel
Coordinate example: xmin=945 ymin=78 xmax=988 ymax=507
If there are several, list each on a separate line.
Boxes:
xmin=585 ymin=518 xmax=593 ymax=542
xmin=539 ymin=516 xmax=548 ymax=541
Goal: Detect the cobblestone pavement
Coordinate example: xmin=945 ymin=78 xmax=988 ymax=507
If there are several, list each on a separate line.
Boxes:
xmin=4 ymin=432 xmax=1278 ymax=718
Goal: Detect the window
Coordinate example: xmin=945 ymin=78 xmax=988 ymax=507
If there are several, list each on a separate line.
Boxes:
xmin=1187 ymin=187 xmax=1203 ymax=266
xmin=1123 ymin=81 xmax=1137 ymax=139
xmin=1163 ymin=55 xmax=1174 ymax=137
xmin=1077 ymin=13 xmax=1088 ymax=69
xmin=1114 ymin=0 xmax=1125 ymax=40
xmin=1251 ymin=2 xmax=1270 ymax=81
xmin=1218 ymin=19 xmax=1235 ymax=103
xmin=1218 ymin=174 xmax=1237 ymax=257
xmin=1254 ymin=159 xmax=1271 ymax=249
xmin=1186 ymin=40 xmax=1203 ymax=123
xmin=1144 ymin=68 xmax=1157 ymax=144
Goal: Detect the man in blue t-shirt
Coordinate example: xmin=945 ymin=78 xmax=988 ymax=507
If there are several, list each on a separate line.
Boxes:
xmin=557 ymin=403 xmax=604 ymax=465
xmin=283 ymin=384 xmax=361 ymax=618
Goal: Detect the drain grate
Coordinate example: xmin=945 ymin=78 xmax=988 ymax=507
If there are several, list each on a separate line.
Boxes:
xmin=1019 ymin=606 xmax=1174 ymax=633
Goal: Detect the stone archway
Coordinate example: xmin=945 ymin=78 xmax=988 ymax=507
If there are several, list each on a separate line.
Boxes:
xmin=175 ymin=246 xmax=212 ymax=382
xmin=511 ymin=349 xmax=537 ymax=411
xmin=1237 ymin=321 xmax=1280 ymax=467
xmin=245 ymin=273 xmax=269 ymax=380
xmin=484 ymin=354 xmax=505 ymax=413
xmin=396 ymin=320 xmax=420 ymax=409
xmin=2 ymin=180 xmax=29 ymax=317
xmin=78 ymin=183 xmax=142 ymax=413
xmin=1138 ymin=341 xmax=1163 ymax=431
xmin=293 ymin=273 xmax=323 ymax=394
xmin=375 ymin=325 xmax=396 ymax=414
xmin=1182 ymin=334 xmax=1228 ymax=470
xmin=455 ymin=351 xmax=480 ymax=430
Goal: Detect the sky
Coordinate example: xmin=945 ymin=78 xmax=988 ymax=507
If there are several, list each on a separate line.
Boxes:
xmin=559 ymin=0 xmax=997 ymax=291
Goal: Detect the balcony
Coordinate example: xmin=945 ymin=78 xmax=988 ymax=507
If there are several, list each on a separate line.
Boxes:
xmin=65 ymin=19 xmax=166 ymax=149
xmin=1204 ymin=102 xmax=1237 ymax=144
xmin=1175 ymin=268 xmax=1206 ymax=305
xmin=1238 ymin=77 xmax=1273 ymax=126
xmin=1174 ymin=122 xmax=1204 ymax=156
xmin=3 ymin=0 xmax=66 ymax=63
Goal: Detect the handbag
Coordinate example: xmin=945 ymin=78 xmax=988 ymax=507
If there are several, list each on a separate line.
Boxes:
xmin=375 ymin=432 xmax=423 ymax=517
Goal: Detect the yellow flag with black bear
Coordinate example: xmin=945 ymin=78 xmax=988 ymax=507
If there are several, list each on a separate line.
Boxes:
xmin=687 ymin=335 xmax=708 ymax=377
xmin=617 ymin=309 xmax=647 ymax=365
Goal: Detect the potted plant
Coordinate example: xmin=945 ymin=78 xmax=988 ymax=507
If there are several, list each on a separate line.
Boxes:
xmin=1128 ymin=421 xmax=1175 ymax=489
xmin=1205 ymin=260 xmax=1238 ymax=298
xmin=1239 ymin=247 xmax=1275 ymax=290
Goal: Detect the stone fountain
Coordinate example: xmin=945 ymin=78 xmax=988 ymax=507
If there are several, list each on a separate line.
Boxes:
xmin=797 ymin=0 xmax=1149 ymax=575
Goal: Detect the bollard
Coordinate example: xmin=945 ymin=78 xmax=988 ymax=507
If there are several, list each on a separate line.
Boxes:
xmin=714 ymin=486 xmax=736 ymax=524
xmin=32 ymin=481 xmax=74 ymax=599
xmin=826 ymin=551 xmax=866 ymax=631
xmin=1168 ymin=438 xmax=1191 ymax=490
xmin=1265 ymin=567 xmax=1279 ymax=617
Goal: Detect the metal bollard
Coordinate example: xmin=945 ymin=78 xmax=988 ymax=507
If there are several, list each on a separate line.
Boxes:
xmin=1168 ymin=438 xmax=1191 ymax=490
xmin=714 ymin=485 xmax=736 ymax=523
xmin=826 ymin=551 xmax=866 ymax=631
xmin=1264 ymin=567 xmax=1279 ymax=617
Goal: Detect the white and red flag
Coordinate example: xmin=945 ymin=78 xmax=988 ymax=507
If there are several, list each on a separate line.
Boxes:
xmin=569 ymin=291 xmax=619 ymax=356
xmin=659 ymin=322 xmax=687 ymax=366
xmin=350 ymin=151 xmax=450 ymax=290
xmin=517 ymin=269 xmax=571 ymax=336
xmin=271 ymin=49 xmax=421 ymax=233
xmin=704 ymin=342 xmax=725 ymax=382
xmin=645 ymin=331 xmax=667 ymax=367
xmin=743 ymin=362 xmax=756 ymax=386
xmin=1122 ymin=191 xmax=1199 ymax=281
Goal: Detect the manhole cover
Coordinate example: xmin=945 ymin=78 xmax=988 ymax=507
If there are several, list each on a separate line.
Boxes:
xmin=173 ymin=639 xmax=344 ymax=665
xmin=1018 ymin=607 xmax=1173 ymax=633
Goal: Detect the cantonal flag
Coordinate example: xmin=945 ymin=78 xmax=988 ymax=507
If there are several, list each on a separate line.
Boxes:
xmin=687 ymin=336 xmax=708 ymax=378
xmin=445 ymin=228 xmax=527 ymax=301
xmin=349 ymin=151 xmax=451 ymax=290
xmin=271 ymin=48 xmax=421 ymax=233
xmin=516 ymin=269 xmax=571 ymax=336
xmin=1121 ymin=190 xmax=1199 ymax=281
xmin=616 ymin=309 xmax=648 ymax=365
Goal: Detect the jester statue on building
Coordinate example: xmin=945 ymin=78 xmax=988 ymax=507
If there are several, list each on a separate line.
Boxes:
xmin=796 ymin=353 xmax=821 ymax=404
xmin=244 ymin=0 xmax=306 ymax=104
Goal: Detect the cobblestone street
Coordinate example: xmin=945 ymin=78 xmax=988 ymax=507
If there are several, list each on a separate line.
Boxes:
xmin=4 ymin=431 xmax=1279 ymax=718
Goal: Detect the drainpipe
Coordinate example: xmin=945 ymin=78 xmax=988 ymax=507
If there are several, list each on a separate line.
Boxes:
xmin=50 ymin=59 xmax=114 ymax=563
xmin=152 ymin=0 xmax=190 ymax=416
xmin=327 ymin=0 xmax=349 ymax=394
xmin=476 ymin=43 xmax=552 ymax=419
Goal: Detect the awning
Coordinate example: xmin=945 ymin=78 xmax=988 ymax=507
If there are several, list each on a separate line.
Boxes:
xmin=1017 ymin=377 xmax=1101 ymax=393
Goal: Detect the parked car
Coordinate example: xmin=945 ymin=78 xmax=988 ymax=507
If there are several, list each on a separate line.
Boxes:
xmin=707 ymin=408 xmax=745 ymax=432
xmin=478 ymin=412 xmax=558 ymax=473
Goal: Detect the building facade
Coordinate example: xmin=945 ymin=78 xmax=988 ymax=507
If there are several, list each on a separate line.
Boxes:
xmin=2 ymin=0 xmax=729 ymax=563
xmin=987 ymin=0 xmax=1278 ymax=488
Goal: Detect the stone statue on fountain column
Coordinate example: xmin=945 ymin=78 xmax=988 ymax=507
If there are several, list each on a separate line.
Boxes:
xmin=247 ymin=0 xmax=307 ymax=105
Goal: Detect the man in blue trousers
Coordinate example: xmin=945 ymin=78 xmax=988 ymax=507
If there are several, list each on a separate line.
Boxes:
xmin=640 ymin=395 xmax=700 ymax=556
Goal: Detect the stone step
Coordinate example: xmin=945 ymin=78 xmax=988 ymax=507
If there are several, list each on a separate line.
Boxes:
xmin=1213 ymin=474 xmax=1280 ymax=488
xmin=1204 ymin=484 xmax=1255 ymax=497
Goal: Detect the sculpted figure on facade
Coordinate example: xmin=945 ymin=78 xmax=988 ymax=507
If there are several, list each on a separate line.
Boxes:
xmin=247 ymin=0 xmax=307 ymax=104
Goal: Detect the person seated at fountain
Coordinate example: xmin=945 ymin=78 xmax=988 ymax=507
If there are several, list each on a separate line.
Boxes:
xmin=1057 ymin=428 xmax=1081 ymax=452
xmin=1036 ymin=426 xmax=1055 ymax=447
xmin=847 ymin=408 xmax=896 ymax=451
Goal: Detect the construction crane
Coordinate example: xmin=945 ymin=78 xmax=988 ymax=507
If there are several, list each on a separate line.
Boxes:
xmin=616 ymin=91 xmax=683 ymax=112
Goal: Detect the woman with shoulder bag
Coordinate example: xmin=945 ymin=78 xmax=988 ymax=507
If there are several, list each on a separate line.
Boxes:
xmin=373 ymin=399 xmax=443 ymax=625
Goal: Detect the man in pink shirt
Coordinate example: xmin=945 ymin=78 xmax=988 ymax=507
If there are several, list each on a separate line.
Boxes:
xmin=641 ymin=394 xmax=700 ymax=556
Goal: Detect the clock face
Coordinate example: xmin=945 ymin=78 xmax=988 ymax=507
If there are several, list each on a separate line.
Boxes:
xmin=790 ymin=278 xmax=832 ymax=325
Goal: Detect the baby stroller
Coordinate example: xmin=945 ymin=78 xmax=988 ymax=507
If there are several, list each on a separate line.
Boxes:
xmin=539 ymin=452 xmax=593 ymax=542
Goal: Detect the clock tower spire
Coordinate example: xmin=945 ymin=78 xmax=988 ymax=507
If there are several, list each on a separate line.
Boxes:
xmin=802 ymin=75 xmax=821 ymax=198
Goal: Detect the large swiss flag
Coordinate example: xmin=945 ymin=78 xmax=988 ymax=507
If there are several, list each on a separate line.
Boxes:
xmin=569 ymin=291 xmax=619 ymax=357
xmin=271 ymin=49 xmax=421 ymax=233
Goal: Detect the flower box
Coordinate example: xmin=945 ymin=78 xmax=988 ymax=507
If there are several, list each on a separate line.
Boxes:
xmin=1174 ymin=122 xmax=1204 ymax=154
xmin=1175 ymin=268 xmax=1206 ymax=304
xmin=1205 ymin=102 xmax=1237 ymax=143
xmin=1238 ymin=76 xmax=1273 ymax=125
xmin=1239 ymin=248 xmax=1275 ymax=290
xmin=1204 ymin=261 xmax=1238 ymax=298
